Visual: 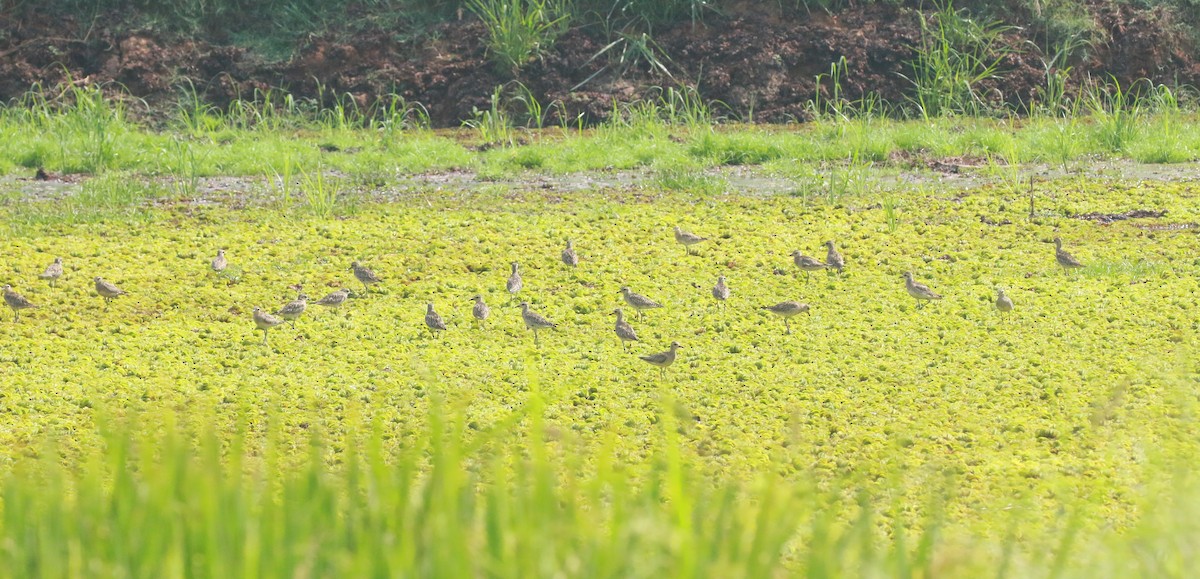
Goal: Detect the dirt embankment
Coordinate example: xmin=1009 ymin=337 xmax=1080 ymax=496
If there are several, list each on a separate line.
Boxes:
xmin=0 ymin=3 xmax=1196 ymax=127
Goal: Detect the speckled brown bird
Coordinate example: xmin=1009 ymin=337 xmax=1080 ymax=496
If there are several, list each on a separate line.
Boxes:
xmin=520 ymin=301 xmax=555 ymax=347
xmin=94 ymin=277 xmax=126 ymax=308
xmin=612 ymin=307 xmax=639 ymax=350
xmin=352 ymin=261 xmax=382 ymax=293
xmin=640 ymin=341 xmax=681 ymax=379
xmin=3 ymin=284 xmax=36 ymax=321
xmin=674 ymin=226 xmax=707 ymax=255
xmin=762 ymin=301 xmax=810 ymax=334
xmin=1054 ymin=237 xmax=1084 ymax=274
xmin=253 ymin=306 xmax=285 ymax=346
xmin=903 ymin=272 xmax=942 ymax=308
xmin=39 ymin=257 xmax=63 ymax=287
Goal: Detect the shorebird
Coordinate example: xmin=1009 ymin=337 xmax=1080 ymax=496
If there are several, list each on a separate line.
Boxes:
xmin=640 ymin=341 xmax=681 ymax=379
xmin=791 ymin=251 xmax=827 ymax=282
xmin=762 ymin=301 xmax=810 ymax=334
xmin=253 ymin=307 xmax=285 ymax=346
xmin=39 ymin=257 xmax=63 ymax=287
xmin=674 ymin=226 xmax=707 ymax=255
xmin=3 ymin=284 xmax=35 ymax=321
xmin=825 ymin=241 xmax=844 ymax=273
xmin=351 ymin=261 xmax=382 ymax=293
xmin=507 ymin=262 xmax=523 ymax=296
xmin=620 ymin=286 xmax=662 ymax=318
xmin=211 ymin=249 xmax=227 ymax=273
xmin=274 ymin=294 xmax=308 ymax=327
xmin=425 ymin=303 xmax=447 ymax=335
xmin=1053 ymin=237 xmax=1085 ymax=274
xmin=313 ymin=288 xmax=351 ymax=312
xmin=94 ymin=277 xmax=126 ymax=308
xmin=471 ymin=294 xmax=490 ymax=326
xmin=903 ymin=272 xmax=942 ymax=308
xmin=519 ymin=302 xmax=555 ymax=347
xmin=561 ymin=240 xmax=578 ymax=267
xmin=995 ymin=288 xmax=1013 ymax=314
xmin=612 ymin=308 xmax=639 ymax=350
xmin=712 ymin=275 xmax=730 ymax=307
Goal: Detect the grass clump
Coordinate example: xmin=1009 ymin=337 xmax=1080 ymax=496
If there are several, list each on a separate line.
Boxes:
xmin=469 ymin=0 xmax=570 ymax=75
xmin=904 ymin=0 xmax=1016 ymax=118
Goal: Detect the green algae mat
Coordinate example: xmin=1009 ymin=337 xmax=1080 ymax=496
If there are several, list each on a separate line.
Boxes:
xmin=2 ymin=177 xmax=1199 ymax=536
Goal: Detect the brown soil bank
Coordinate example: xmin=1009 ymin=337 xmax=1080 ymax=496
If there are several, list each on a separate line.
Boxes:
xmin=0 ymin=2 xmax=1197 ymax=127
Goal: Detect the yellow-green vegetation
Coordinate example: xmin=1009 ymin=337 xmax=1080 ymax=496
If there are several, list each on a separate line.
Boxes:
xmin=2 ymin=171 xmax=1199 ymax=574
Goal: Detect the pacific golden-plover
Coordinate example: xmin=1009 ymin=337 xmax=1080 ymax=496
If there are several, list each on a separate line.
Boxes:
xmin=253 ymin=306 xmax=285 ymax=346
xmin=425 ymin=303 xmax=448 ymax=335
xmin=620 ymin=286 xmax=662 ymax=318
xmin=351 ymin=261 xmax=382 ymax=293
xmin=274 ymin=294 xmax=308 ymax=327
xmin=903 ymin=272 xmax=942 ymax=308
xmin=640 ymin=341 xmax=681 ymax=379
xmin=825 ymin=241 xmax=844 ymax=273
xmin=39 ymin=257 xmax=63 ymax=287
xmin=3 ymin=284 xmax=35 ymax=321
xmin=313 ymin=288 xmax=350 ymax=312
xmin=612 ymin=307 xmax=639 ymax=350
xmin=674 ymin=226 xmax=707 ymax=255
xmin=712 ymin=275 xmax=730 ymax=306
xmin=507 ymin=262 xmax=523 ymax=295
xmin=762 ymin=301 xmax=810 ymax=334
xmin=211 ymin=249 xmax=227 ymax=273
xmin=1053 ymin=237 xmax=1085 ymax=274
xmin=561 ymin=240 xmax=578 ymax=267
xmin=519 ymin=301 xmax=555 ymax=347
xmin=94 ymin=277 xmax=126 ymax=308
xmin=472 ymin=294 xmax=490 ymax=325
xmin=791 ymin=251 xmax=827 ymax=282
xmin=995 ymin=288 xmax=1014 ymax=314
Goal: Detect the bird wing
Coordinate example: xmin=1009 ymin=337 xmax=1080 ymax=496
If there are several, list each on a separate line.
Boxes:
xmin=1057 ymin=250 xmax=1083 ymax=267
